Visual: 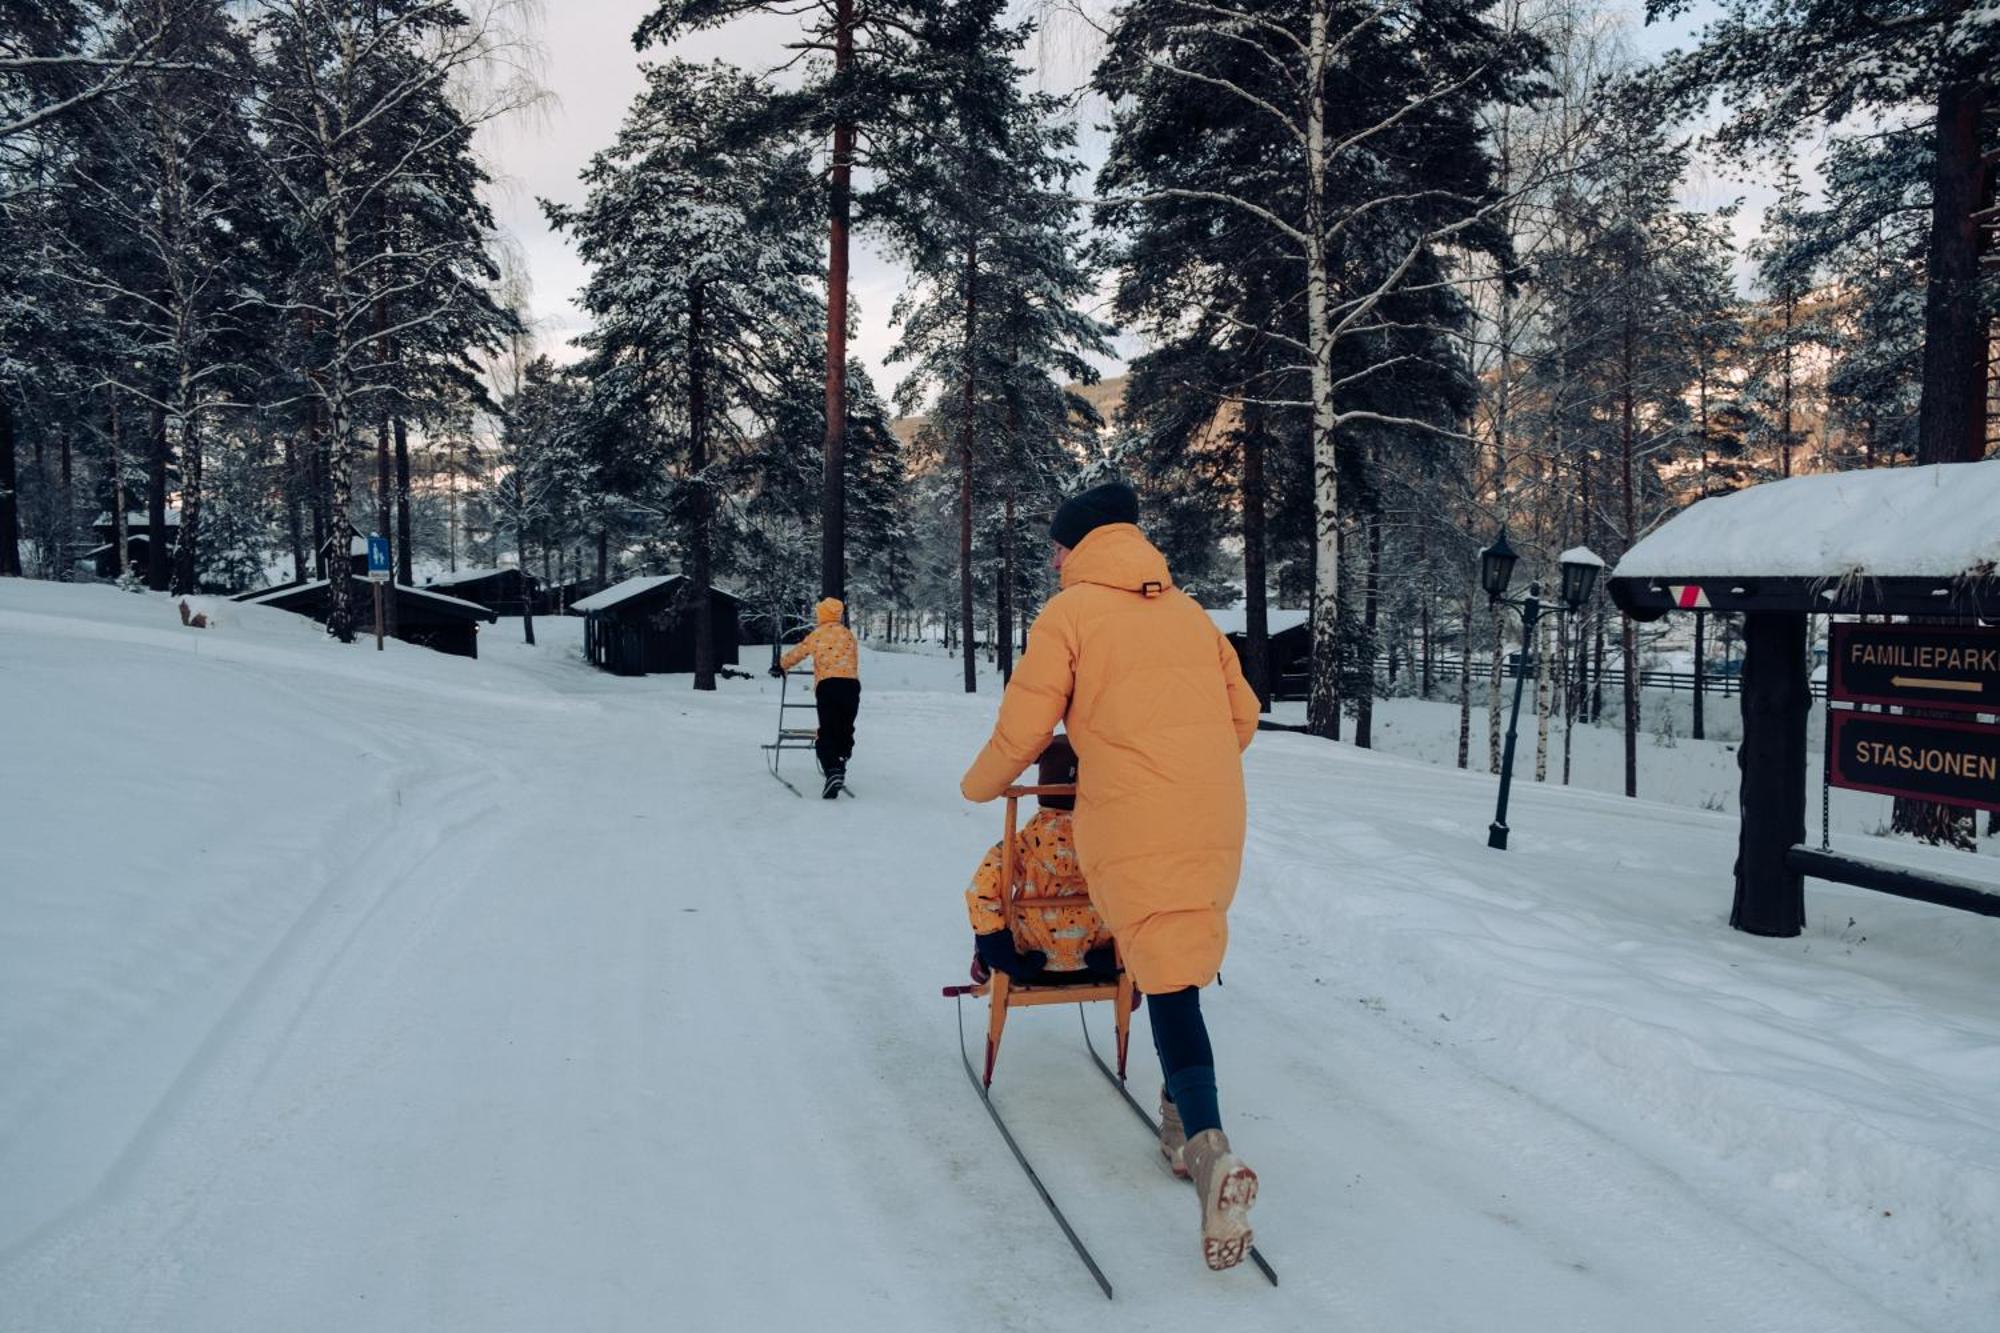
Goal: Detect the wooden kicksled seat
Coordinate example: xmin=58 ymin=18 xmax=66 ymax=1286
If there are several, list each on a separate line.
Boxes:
xmin=943 ymin=782 xmax=1136 ymax=1087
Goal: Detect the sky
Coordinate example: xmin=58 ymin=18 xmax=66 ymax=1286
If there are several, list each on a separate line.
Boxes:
xmin=476 ymin=1 xmax=1736 ymax=397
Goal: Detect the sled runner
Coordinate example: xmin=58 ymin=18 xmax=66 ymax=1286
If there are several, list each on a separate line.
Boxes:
xmin=942 ymin=783 xmax=1136 ymax=1087
xmin=761 ymin=666 xmax=820 ymax=796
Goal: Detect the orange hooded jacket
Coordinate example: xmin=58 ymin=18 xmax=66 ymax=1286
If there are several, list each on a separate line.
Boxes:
xmin=780 ymin=597 xmax=859 ymax=684
xmin=960 ymin=523 xmax=1259 ymax=993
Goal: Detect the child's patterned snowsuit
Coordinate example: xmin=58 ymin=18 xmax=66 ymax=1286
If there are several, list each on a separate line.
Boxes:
xmin=964 ymin=807 xmax=1112 ymax=973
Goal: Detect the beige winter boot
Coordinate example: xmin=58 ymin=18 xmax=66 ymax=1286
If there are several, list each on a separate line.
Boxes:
xmin=1183 ymin=1128 xmax=1258 ymax=1271
xmin=1157 ymin=1090 xmax=1190 ymax=1178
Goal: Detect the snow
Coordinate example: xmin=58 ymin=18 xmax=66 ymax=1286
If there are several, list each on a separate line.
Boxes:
xmin=1614 ymin=460 xmax=2000 ymax=581
xmin=2 ymin=585 xmax=1996 ymax=1331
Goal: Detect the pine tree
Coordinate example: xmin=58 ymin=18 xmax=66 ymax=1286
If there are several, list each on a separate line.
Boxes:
xmin=1643 ymin=0 xmax=1999 ymax=467
xmin=885 ymin=0 xmax=1110 ymax=692
xmin=637 ymin=0 xmax=943 ymax=602
xmin=549 ymin=59 xmax=824 ymax=690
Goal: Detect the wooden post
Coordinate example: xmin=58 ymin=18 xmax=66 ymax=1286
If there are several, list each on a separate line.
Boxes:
xmin=1731 ymin=611 xmax=1808 ymax=936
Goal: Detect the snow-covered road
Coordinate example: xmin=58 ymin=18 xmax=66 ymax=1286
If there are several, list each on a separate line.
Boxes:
xmin=2 ymin=583 xmax=1994 ymax=1331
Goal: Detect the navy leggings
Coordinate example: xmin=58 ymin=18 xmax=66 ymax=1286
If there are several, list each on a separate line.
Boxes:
xmin=1149 ymin=986 xmax=1221 ymax=1139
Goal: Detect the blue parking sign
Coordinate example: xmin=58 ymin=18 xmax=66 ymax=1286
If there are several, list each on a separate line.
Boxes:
xmin=367 ymin=534 xmax=391 ymax=582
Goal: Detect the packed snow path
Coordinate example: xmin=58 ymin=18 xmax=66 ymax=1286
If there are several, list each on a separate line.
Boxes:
xmin=2 ymin=583 xmax=1994 ymax=1331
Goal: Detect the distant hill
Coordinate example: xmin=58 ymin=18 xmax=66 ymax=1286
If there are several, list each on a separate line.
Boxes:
xmin=889 ymin=374 xmax=1127 ymax=446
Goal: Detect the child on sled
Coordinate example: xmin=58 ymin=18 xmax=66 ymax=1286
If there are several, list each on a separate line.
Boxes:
xmin=963 ymin=735 xmax=1119 ymax=986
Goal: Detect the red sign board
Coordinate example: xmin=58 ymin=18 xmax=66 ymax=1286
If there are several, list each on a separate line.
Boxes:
xmin=1827 ymin=710 xmax=2000 ymax=813
xmin=1829 ymin=623 xmax=2000 ymax=715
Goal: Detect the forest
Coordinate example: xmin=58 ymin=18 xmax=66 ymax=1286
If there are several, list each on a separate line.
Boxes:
xmin=2 ymin=0 xmax=1996 ymax=791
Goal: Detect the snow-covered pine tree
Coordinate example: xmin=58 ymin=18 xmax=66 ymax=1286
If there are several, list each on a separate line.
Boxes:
xmin=59 ymin=0 xmax=261 ymax=596
xmin=637 ymin=0 xmax=944 ymax=603
xmin=251 ymin=0 xmax=525 ymax=641
xmin=1742 ymin=163 xmax=1823 ymax=479
xmin=549 ymin=58 xmax=823 ymax=690
xmin=884 ymin=0 xmax=1110 ymax=692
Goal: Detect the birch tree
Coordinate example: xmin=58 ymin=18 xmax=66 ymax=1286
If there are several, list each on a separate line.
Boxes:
xmin=1092 ymin=0 xmax=1548 ymax=739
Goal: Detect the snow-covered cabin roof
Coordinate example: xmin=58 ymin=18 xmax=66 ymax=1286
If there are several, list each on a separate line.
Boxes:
xmin=1616 ymin=462 xmax=2000 ymax=582
xmin=571 ymin=574 xmax=741 ymax=614
xmin=243 ymin=580 xmax=497 ymax=620
xmin=1608 ymin=461 xmax=2000 ymax=621
xmin=426 ymin=566 xmax=530 ymax=588
xmin=1207 ymin=606 xmax=1311 ymax=636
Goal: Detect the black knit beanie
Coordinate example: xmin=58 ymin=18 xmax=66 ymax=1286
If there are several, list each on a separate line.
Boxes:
xmin=1037 ymin=734 xmax=1077 ymax=811
xmin=1049 ymin=480 xmax=1140 ymax=550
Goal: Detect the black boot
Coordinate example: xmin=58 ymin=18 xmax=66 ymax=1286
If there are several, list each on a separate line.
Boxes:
xmin=821 ymin=761 xmax=845 ymax=799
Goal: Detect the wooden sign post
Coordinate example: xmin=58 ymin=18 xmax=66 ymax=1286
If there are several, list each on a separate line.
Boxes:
xmin=366 ymin=534 xmax=391 ymax=651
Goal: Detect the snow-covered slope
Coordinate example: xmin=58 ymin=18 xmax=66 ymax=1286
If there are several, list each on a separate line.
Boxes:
xmin=2 ymin=583 xmax=1994 ymax=1331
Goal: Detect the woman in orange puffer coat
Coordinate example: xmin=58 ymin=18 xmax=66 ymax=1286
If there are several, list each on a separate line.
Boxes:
xmin=959 ymin=480 xmax=1261 ymax=1273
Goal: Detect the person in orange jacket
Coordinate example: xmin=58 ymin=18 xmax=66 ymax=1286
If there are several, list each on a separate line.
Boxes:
xmin=960 ymin=480 xmax=1262 ymax=1272
xmin=963 ymin=735 xmax=1117 ymax=985
xmin=773 ymin=597 xmax=859 ymax=797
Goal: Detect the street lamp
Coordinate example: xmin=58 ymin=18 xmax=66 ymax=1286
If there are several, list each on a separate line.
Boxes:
xmin=1480 ymin=532 xmax=1603 ymax=850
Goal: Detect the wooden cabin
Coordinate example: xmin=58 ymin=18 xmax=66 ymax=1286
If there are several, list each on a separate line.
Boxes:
xmin=238 ymin=579 xmax=498 ymax=659
xmin=423 ymin=567 xmax=539 ymax=617
xmin=574 ymin=574 xmax=742 ymax=676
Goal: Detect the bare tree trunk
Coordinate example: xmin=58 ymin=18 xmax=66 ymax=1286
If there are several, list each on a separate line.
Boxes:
xmin=147 ymin=404 xmax=169 ymax=591
xmin=958 ymin=239 xmax=978 ymax=695
xmin=1692 ymin=609 xmax=1706 ymax=741
xmin=1621 ymin=302 xmax=1639 ymax=798
xmin=999 ymin=484 xmax=1015 ymax=682
xmin=376 ymin=415 xmax=397 ymax=635
xmin=1355 ymin=501 xmax=1380 ymax=748
xmin=58 ymin=428 xmax=73 ymax=581
xmin=1241 ymin=398 xmax=1271 ymax=710
xmin=1457 ymin=575 xmax=1473 ymax=769
xmin=820 ymin=0 xmax=855 ymax=601
xmin=1304 ymin=9 xmax=1342 ymax=740
xmin=1534 ymin=612 xmax=1551 ymax=782
xmin=1916 ymin=71 xmax=1989 ymax=467
xmin=0 ymin=395 xmax=18 ymax=577
xmin=109 ymin=392 xmax=129 ymax=579
xmin=689 ymin=281 xmax=712 ymax=688
xmin=394 ymin=417 xmax=412 ymax=586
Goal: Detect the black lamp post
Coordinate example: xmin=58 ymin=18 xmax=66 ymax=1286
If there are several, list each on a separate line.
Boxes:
xmin=1480 ymin=530 xmax=1603 ymax=849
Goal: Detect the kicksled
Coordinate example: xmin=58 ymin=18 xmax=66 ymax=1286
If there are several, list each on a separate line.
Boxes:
xmin=941 ymin=783 xmax=1277 ymax=1297
xmin=761 ymin=666 xmax=853 ymax=798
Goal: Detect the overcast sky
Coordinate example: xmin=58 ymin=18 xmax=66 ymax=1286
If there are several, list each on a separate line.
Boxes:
xmin=475 ymin=2 xmax=1737 ymax=396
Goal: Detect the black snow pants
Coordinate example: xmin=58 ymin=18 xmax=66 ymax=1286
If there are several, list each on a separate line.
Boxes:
xmin=814 ymin=678 xmax=860 ymax=772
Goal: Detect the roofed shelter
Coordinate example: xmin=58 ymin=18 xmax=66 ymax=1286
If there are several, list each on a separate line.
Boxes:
xmin=423 ymin=567 xmax=539 ymax=617
xmin=1608 ymin=461 xmax=2000 ymax=935
xmin=241 ymin=580 xmax=498 ymax=658
xmin=574 ymin=574 xmax=741 ymax=676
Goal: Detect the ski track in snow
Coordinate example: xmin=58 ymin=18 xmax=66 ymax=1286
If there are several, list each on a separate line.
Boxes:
xmin=0 ymin=583 xmax=1993 ymax=1331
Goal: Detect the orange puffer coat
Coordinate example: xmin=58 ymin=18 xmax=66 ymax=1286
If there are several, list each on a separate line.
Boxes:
xmin=960 ymin=523 xmax=1259 ymax=992
xmin=780 ymin=597 xmax=859 ymax=683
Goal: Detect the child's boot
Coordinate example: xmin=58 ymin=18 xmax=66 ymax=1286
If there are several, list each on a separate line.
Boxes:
xmin=1158 ymin=1089 xmax=1189 ymax=1178
xmin=1183 ymin=1128 xmax=1257 ymax=1271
